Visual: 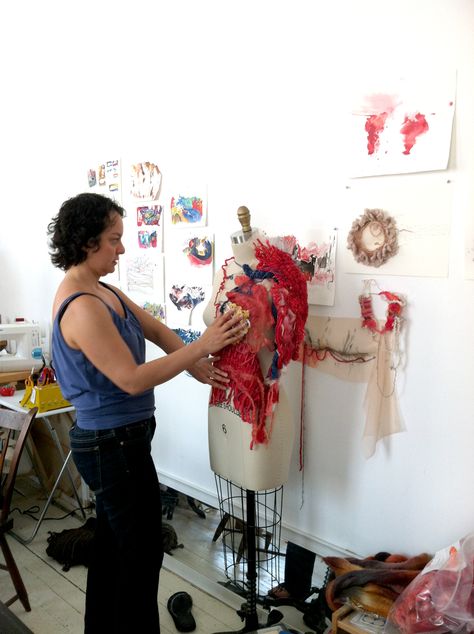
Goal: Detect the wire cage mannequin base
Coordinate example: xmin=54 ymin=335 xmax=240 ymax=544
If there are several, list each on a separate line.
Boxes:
xmin=213 ymin=475 xmax=285 ymax=633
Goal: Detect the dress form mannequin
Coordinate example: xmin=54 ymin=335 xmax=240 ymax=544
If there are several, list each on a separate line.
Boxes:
xmin=203 ymin=207 xmax=296 ymax=491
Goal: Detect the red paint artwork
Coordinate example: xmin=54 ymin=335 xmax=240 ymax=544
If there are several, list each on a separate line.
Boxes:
xmin=365 ymin=110 xmax=429 ymax=156
xmin=400 ymin=113 xmax=429 ymax=154
xmin=351 ymin=75 xmax=455 ymax=177
xmin=365 ymin=112 xmax=389 ymax=155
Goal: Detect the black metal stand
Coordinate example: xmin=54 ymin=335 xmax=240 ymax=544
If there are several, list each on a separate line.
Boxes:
xmin=213 ymin=480 xmax=285 ymax=633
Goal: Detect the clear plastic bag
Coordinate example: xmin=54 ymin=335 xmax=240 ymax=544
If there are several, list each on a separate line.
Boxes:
xmin=385 ymin=533 xmax=474 ymax=633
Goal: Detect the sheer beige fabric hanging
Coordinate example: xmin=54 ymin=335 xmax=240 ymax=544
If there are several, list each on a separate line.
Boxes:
xmin=303 ymin=316 xmax=404 ymax=457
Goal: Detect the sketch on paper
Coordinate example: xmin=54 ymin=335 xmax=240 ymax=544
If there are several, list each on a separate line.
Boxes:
xmin=164 ymin=225 xmax=211 ymax=327
xmin=272 ymin=229 xmax=338 ymax=306
xmin=130 ymin=162 xmax=162 ymax=200
xmin=166 ymin=229 xmax=214 ymax=290
xmin=184 ymin=234 xmax=213 ymax=267
xmin=121 ymin=255 xmax=165 ymax=322
xmin=166 ymin=282 xmax=207 ymax=329
xmin=136 ymin=204 xmax=163 ymax=226
xmin=349 ymin=73 xmax=455 ymax=177
xmin=138 ymin=230 xmax=158 ymax=249
xmin=343 ymin=176 xmax=452 ymax=278
xmin=169 ymin=285 xmax=205 ymax=313
xmin=132 ymin=204 xmax=163 ymax=251
xmin=172 ymin=229 xmax=213 ymax=268
xmin=170 ymin=195 xmax=205 ymax=225
xmin=124 ymin=254 xmax=158 ymax=294
xmin=87 ymin=159 xmax=121 ymax=202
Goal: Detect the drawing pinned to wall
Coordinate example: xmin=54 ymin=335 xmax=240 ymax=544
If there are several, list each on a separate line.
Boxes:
xmin=132 ymin=204 xmax=163 ymax=251
xmin=272 ymin=229 xmax=337 ymax=306
xmin=120 ymin=254 xmax=165 ymax=329
xmin=130 ymin=162 xmax=162 ymax=200
xmin=166 ymin=228 xmax=214 ymax=292
xmin=185 ymin=234 xmax=213 ymax=267
xmin=349 ymin=72 xmax=456 ymax=177
xmin=122 ymin=253 xmax=164 ymax=299
xmin=138 ymin=230 xmax=158 ymax=249
xmin=170 ymin=194 xmax=206 ymax=226
xmin=87 ymin=158 xmax=122 ymax=202
xmin=347 ymin=209 xmax=399 ymax=267
xmin=169 ymin=284 xmax=205 ymax=321
xmin=137 ymin=204 xmax=163 ymax=226
xmin=343 ymin=175 xmax=452 ymax=277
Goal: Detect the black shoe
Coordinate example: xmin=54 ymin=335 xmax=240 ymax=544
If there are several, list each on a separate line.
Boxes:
xmin=167 ymin=591 xmax=196 ymax=632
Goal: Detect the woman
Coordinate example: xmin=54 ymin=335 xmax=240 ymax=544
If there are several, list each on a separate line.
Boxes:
xmin=48 ymin=192 xmax=245 ymax=633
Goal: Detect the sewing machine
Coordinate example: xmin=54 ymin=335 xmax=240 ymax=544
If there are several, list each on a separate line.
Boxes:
xmin=0 ymin=323 xmax=43 ymax=372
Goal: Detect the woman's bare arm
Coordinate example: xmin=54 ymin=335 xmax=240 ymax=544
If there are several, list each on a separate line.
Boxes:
xmin=60 ymin=294 xmax=243 ymax=394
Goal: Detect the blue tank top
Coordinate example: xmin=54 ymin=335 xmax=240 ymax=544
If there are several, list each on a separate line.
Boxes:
xmin=52 ymin=284 xmax=155 ymax=430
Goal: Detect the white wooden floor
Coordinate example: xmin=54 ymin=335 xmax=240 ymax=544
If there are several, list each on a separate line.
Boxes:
xmin=1 ymin=483 xmax=319 ymax=633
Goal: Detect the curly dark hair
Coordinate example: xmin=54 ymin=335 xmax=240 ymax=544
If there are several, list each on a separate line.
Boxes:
xmin=48 ymin=193 xmax=125 ymax=270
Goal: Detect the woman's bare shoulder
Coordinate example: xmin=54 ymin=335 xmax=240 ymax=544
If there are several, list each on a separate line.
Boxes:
xmin=52 ymin=279 xmax=103 ymax=320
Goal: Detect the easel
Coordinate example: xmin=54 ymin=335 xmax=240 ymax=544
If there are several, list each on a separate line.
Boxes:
xmin=212 ymin=478 xmax=285 ymax=633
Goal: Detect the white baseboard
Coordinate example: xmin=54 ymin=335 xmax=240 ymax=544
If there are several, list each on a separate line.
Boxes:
xmin=157 ymin=469 xmax=361 ymax=559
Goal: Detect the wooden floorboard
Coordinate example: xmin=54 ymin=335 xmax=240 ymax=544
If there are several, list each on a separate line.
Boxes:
xmin=0 ymin=482 xmax=322 ymax=633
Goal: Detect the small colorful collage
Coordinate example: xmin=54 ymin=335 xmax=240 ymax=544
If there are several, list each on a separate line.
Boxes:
xmin=86 ymin=159 xmax=213 ymax=343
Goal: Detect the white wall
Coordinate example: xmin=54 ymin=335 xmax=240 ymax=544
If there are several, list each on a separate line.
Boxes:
xmin=1 ymin=0 xmax=473 ymax=557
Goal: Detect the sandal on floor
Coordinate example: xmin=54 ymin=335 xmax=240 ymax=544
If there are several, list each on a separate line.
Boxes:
xmin=167 ymin=591 xmax=196 ymax=632
xmin=267 ymin=584 xmax=291 ymax=600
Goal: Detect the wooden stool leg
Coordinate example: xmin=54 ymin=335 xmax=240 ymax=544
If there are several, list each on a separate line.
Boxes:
xmin=212 ymin=512 xmax=231 ymax=542
xmin=0 ymin=536 xmax=31 ymax=611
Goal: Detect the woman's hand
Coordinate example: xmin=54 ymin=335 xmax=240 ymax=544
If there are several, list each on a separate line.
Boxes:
xmin=187 ymin=356 xmax=229 ymax=388
xmin=199 ymin=310 xmax=248 ymax=355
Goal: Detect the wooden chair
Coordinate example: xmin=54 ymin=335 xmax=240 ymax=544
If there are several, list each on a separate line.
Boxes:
xmin=0 ymin=407 xmax=38 ymax=612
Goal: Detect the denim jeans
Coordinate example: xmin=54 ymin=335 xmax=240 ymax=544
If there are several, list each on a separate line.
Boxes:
xmin=70 ymin=416 xmax=163 ymax=634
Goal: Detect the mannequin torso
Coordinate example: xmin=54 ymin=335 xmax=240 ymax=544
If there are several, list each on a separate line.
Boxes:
xmin=203 ymin=229 xmax=296 ymax=491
